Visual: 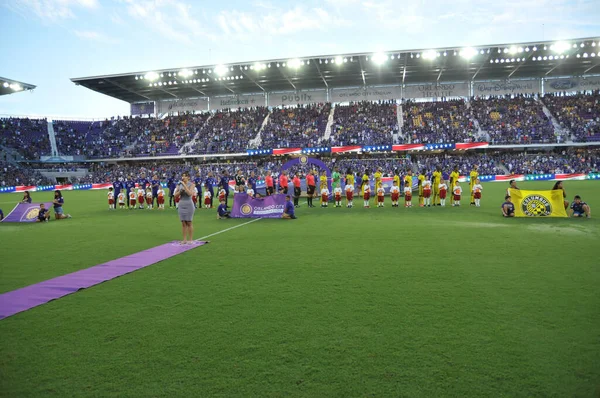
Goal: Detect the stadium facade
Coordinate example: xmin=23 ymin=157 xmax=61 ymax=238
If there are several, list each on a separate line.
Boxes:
xmin=71 ymin=37 xmax=600 ymax=116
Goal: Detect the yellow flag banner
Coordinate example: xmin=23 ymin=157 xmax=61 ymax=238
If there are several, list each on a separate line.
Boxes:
xmin=508 ymin=189 xmax=567 ymax=217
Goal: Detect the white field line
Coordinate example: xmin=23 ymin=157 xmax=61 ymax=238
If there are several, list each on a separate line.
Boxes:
xmin=195 ymin=218 xmax=261 ymax=241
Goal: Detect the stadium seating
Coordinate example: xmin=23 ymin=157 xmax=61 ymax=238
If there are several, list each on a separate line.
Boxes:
xmin=542 ymin=92 xmax=600 ymax=142
xmin=328 ymin=101 xmax=398 ymax=146
xmin=402 ymin=99 xmax=479 ymax=144
xmin=0 ymin=161 xmax=53 ymax=187
xmin=0 ymin=118 xmax=51 ymax=159
xmin=470 ymin=96 xmax=558 ymax=144
xmin=184 ymin=107 xmax=268 ymax=154
xmin=261 ymin=103 xmax=332 ymax=149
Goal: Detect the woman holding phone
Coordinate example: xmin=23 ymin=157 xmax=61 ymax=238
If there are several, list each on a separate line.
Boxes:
xmin=174 ymin=171 xmax=196 ymax=244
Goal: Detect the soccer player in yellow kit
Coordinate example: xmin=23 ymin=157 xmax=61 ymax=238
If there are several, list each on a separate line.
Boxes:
xmin=345 ymin=168 xmax=355 ymax=189
xmin=393 ymin=169 xmax=401 ymax=193
xmin=361 ymin=170 xmax=371 ymax=196
xmin=469 ymin=165 xmax=479 ymax=206
xmin=404 ymin=169 xmax=413 ymax=198
xmin=374 ymin=168 xmax=382 ymax=192
xmin=319 ymin=171 xmax=328 ymax=205
xmin=417 ymin=169 xmax=426 ymax=207
xmin=431 ymin=166 xmax=442 ymax=206
xmin=449 ymin=166 xmax=460 ymax=193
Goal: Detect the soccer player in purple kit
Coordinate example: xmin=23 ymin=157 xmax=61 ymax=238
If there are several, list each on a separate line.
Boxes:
xmin=219 ymin=171 xmax=231 ymax=205
xmin=247 ymin=171 xmax=258 ymax=198
xmin=150 ymin=174 xmax=160 ymax=208
xmin=124 ymin=177 xmax=136 ymax=208
xmin=112 ymin=178 xmax=123 ymax=205
xmin=205 ymin=172 xmax=216 ymax=208
xmin=167 ymin=173 xmax=177 ymax=208
xmin=193 ymin=171 xmax=203 ymax=208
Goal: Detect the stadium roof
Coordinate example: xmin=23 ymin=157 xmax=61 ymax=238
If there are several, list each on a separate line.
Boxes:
xmin=71 ymin=37 xmax=600 ymax=104
xmin=0 ymin=77 xmax=36 ymax=96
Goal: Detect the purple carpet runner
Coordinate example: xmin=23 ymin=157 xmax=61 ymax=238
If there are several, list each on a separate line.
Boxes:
xmin=0 ymin=241 xmax=207 ymax=320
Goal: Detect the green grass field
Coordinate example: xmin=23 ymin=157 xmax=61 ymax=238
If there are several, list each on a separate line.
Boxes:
xmin=1 ymin=181 xmax=599 ymax=397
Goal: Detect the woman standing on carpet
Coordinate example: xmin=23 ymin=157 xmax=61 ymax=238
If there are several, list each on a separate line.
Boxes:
xmin=174 ymin=171 xmax=195 ymax=244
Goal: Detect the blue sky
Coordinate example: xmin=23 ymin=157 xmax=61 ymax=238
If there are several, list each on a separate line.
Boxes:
xmin=0 ymin=0 xmax=598 ymax=118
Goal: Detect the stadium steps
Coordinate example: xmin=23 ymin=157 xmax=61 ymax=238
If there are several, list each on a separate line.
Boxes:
xmin=320 ymin=104 xmax=336 ymax=144
xmin=396 ymin=104 xmax=404 ymax=143
xmin=250 ymin=111 xmax=270 ymax=147
xmin=179 ymin=114 xmax=214 ymax=154
xmin=538 ymin=98 xmax=573 ymax=143
xmin=46 ymin=121 xmax=59 ymax=156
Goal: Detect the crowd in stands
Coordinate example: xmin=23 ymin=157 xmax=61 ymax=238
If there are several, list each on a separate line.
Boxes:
xmin=328 ymin=101 xmax=398 ymax=146
xmin=3 ymin=148 xmax=598 ymax=187
xmin=402 ymin=99 xmax=478 ymax=144
xmin=184 ymin=107 xmax=268 ymax=154
xmin=542 ymin=91 xmax=600 ymax=142
xmin=0 ymin=162 xmax=53 ymax=187
xmin=471 ymin=95 xmax=561 ymax=144
xmin=0 ymin=118 xmax=51 ymax=159
xmin=260 ymin=103 xmax=331 ymax=149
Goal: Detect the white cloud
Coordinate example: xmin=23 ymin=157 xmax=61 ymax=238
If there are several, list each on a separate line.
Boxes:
xmin=123 ymin=0 xmax=215 ymax=44
xmin=6 ymin=0 xmax=98 ymax=21
xmin=74 ymin=30 xmax=119 ymax=44
xmin=215 ymin=5 xmax=350 ymax=40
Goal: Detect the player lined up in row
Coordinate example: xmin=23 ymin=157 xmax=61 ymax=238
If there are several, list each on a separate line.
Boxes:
xmin=318 ymin=178 xmax=481 ymax=208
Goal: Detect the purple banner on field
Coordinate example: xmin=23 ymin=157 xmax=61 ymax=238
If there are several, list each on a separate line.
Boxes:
xmin=231 ymin=193 xmax=286 ymax=218
xmin=1 ymin=202 xmax=53 ymax=223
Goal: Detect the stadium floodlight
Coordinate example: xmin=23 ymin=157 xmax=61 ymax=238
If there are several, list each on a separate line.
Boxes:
xmin=552 ymin=41 xmax=570 ymax=54
xmin=591 ymin=53 xmax=596 ymax=57
xmin=580 ymin=43 xmax=585 ymax=48
xmin=2 ymin=82 xmax=8 ymax=88
xmin=533 ymin=46 xmax=537 ymax=51
xmin=343 ymin=57 xmax=348 ymax=62
xmin=371 ymin=53 xmax=387 ymax=65
xmin=335 ymin=56 xmax=343 ymax=64
xmin=443 ymin=51 xmax=447 ymax=56
xmin=415 ymin=53 xmax=420 ymax=58
xmin=214 ymin=65 xmax=228 ymax=76
xmin=422 ymin=50 xmax=437 ymax=60
xmin=576 ymin=54 xmax=581 ymax=58
xmin=592 ymin=42 xmax=596 ymax=47
xmin=253 ymin=62 xmax=262 ymax=71
xmin=288 ymin=59 xmax=302 ymax=68
xmin=134 ymin=76 xmax=138 ymax=80
xmin=144 ymin=71 xmax=159 ymax=81
xmin=460 ymin=47 xmax=477 ymax=59
xmin=525 ymin=47 xmax=530 ymax=52
xmin=148 ymin=83 xmax=152 ymax=87
xmin=331 ymin=58 xmax=336 ymax=64
xmin=583 ymin=53 xmax=588 ymax=58
xmin=179 ymin=70 xmax=193 ymax=77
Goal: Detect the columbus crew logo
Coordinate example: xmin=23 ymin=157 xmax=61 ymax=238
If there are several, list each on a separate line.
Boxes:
xmin=240 ymin=203 xmax=253 ymax=215
xmin=521 ymin=195 xmax=552 ymax=216
xmin=299 ymin=156 xmax=308 ymax=164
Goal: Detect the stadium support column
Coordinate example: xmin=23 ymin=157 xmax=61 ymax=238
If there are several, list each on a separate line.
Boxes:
xmin=47 ymin=121 xmax=59 ymax=156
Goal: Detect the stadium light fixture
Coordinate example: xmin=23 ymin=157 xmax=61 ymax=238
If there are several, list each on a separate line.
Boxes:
xmin=144 ymin=72 xmax=159 ymax=81
xmin=2 ymin=82 xmax=8 ymax=88
xmin=288 ymin=59 xmax=302 ymax=68
xmin=580 ymin=43 xmax=585 ymax=48
xmin=552 ymin=41 xmax=570 ymax=54
xmin=443 ymin=51 xmax=447 ymax=56
xmin=415 ymin=53 xmax=420 ymax=58
xmin=214 ymin=65 xmax=228 ymax=76
xmin=253 ymin=62 xmax=263 ymax=71
xmin=422 ymin=50 xmax=437 ymax=60
xmin=460 ymin=47 xmax=477 ymax=59
xmin=331 ymin=58 xmax=336 ymax=64
xmin=533 ymin=46 xmax=537 ymax=51
xmin=591 ymin=53 xmax=596 ymax=57
xmin=583 ymin=53 xmax=589 ymax=58
xmin=179 ymin=69 xmax=193 ymax=77
xmin=371 ymin=53 xmax=387 ymax=65
xmin=335 ymin=56 xmax=343 ymax=64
